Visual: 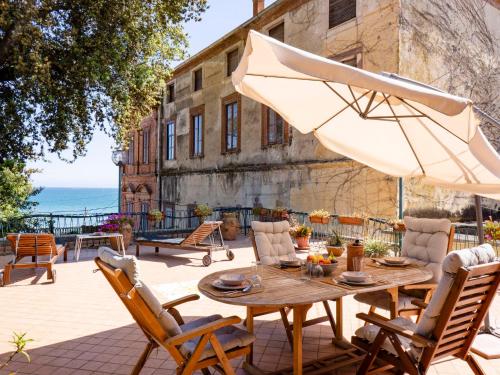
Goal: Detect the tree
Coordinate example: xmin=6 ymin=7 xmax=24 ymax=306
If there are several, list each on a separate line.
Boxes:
xmin=0 ymin=0 xmax=207 ymax=162
xmin=0 ymin=160 xmax=40 ymax=221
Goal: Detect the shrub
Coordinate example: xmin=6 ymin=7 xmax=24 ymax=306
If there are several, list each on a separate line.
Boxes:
xmin=364 ymin=239 xmax=390 ymax=258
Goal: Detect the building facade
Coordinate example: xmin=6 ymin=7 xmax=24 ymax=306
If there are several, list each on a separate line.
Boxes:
xmin=123 ymin=0 xmax=499 ymax=217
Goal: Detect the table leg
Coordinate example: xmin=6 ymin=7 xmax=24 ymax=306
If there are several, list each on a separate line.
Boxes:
xmin=75 ymin=238 xmax=81 ymax=261
xmin=246 ymin=306 xmax=254 ymax=365
xmin=335 ymin=297 xmax=343 ymax=339
xmin=293 ymin=305 xmax=306 ymax=375
xmin=120 ymin=236 xmax=125 ymax=256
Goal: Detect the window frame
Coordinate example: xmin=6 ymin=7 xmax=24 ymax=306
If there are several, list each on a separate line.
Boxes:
xmin=268 ymin=21 xmax=285 ymax=42
xmin=127 ymin=134 xmax=135 ymax=165
xmin=142 ymin=129 xmax=149 ymax=164
xmin=226 ymin=49 xmax=239 ymax=77
xmin=328 ymin=0 xmax=356 ymax=29
xmin=190 ymin=105 xmax=205 ymax=158
xmin=330 ymin=47 xmax=363 ymax=68
xmin=261 ymin=105 xmax=290 ymax=148
xmin=193 ymin=68 xmax=203 ymax=91
xmin=221 ymin=93 xmax=241 ymax=154
xmin=167 ymin=82 xmax=175 ymax=103
xmin=165 ymin=117 xmax=176 ymax=161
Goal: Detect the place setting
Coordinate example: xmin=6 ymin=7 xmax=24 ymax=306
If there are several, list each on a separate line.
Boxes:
xmin=369 ymin=256 xmax=416 ymax=268
xmin=200 ymin=272 xmax=264 ymax=298
xmin=330 ymin=271 xmax=388 ymax=290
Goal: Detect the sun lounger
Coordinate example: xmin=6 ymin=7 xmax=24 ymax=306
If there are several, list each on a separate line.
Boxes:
xmin=135 ymin=221 xmax=234 ymax=266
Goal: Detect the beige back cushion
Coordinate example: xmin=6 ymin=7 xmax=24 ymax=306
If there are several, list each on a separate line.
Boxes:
xmin=415 ymin=244 xmax=496 ymax=338
xmin=402 ymin=217 xmax=452 ymax=283
xmin=251 ymin=221 xmax=296 ymax=265
xmin=98 ymin=247 xmax=182 ymax=337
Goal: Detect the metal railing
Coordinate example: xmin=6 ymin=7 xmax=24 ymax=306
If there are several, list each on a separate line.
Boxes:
xmin=0 ymin=208 xmax=498 ymax=256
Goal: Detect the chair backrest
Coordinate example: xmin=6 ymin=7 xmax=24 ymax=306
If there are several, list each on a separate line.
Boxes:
xmin=415 ymin=244 xmax=499 ymax=367
xmin=7 ymin=233 xmax=57 ymax=258
xmin=182 ymin=220 xmax=222 ymax=246
xmin=95 ymin=247 xmax=182 ymax=343
xmin=401 ymin=217 xmax=453 ymax=283
xmin=250 ymin=221 xmax=296 ymax=265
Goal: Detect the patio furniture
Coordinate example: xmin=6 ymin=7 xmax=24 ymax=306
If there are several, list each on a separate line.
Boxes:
xmin=249 ymin=220 xmax=338 ymax=347
xmin=135 ymin=220 xmax=233 ymax=266
xmin=198 ymin=256 xmax=433 ymax=375
xmin=354 ymin=216 xmax=455 ymax=320
xmin=2 ymin=233 xmax=66 ymax=286
xmin=352 ymin=244 xmax=499 ymax=375
xmin=95 ymin=247 xmax=254 ymax=375
xmin=74 ymin=232 xmax=125 ymax=261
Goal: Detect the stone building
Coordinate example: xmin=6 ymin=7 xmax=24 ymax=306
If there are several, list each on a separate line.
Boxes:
xmin=124 ymin=0 xmax=499 ymax=217
xmin=121 ymin=113 xmax=159 ymax=215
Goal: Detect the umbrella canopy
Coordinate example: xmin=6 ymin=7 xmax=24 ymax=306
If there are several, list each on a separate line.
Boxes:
xmin=232 ymin=30 xmax=500 ymax=200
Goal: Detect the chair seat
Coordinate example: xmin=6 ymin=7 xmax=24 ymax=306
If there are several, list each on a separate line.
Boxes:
xmin=180 ymin=315 xmax=255 ymax=360
xmin=354 ymin=289 xmax=421 ymax=311
xmin=355 ymin=317 xmax=421 ymax=358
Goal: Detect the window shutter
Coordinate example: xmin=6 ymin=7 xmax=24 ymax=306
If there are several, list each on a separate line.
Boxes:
xmin=329 ymin=0 xmax=356 ymax=29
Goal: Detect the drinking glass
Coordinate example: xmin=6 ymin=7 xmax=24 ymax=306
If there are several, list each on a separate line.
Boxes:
xmin=251 ymin=261 xmax=263 ymax=287
xmin=352 ymin=256 xmax=364 ymax=272
xmin=300 ymin=261 xmax=311 ymax=281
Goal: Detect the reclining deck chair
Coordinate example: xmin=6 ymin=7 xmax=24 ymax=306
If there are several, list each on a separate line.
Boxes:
xmin=354 ymin=217 xmax=455 ymax=320
xmin=250 ymin=221 xmax=341 ymax=346
xmin=2 ymin=233 xmax=66 ymax=286
xmin=135 ymin=221 xmax=234 ymax=266
xmin=352 ymin=244 xmax=499 ymax=375
xmin=95 ymin=247 xmax=254 ymax=375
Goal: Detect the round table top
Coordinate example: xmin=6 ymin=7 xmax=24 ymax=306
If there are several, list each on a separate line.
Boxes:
xmin=198 ymin=258 xmax=433 ymax=308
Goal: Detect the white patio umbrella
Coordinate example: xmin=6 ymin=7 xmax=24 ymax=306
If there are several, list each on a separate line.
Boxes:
xmin=232 ymin=30 xmax=500 ymax=200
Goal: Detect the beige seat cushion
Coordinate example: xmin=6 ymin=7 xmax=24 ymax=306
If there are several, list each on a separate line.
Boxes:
xmin=98 ymin=247 xmax=182 ymax=337
xmin=251 ymin=221 xmax=297 ymax=265
xmin=402 ymin=217 xmax=452 ymax=284
xmin=180 ymin=315 xmax=255 ymax=360
xmin=354 ymin=289 xmax=420 ymax=311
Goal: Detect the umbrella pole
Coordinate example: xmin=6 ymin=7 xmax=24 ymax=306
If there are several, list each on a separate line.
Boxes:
xmin=471 ymin=194 xmax=500 ymax=359
xmin=398 ymin=178 xmax=404 ymax=220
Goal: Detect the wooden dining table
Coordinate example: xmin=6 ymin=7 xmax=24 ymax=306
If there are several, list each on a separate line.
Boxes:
xmin=198 ymin=258 xmax=433 ymax=375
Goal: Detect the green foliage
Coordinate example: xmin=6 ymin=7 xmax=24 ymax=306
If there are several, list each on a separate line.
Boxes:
xmin=0 ymin=0 xmax=207 ymax=162
xmin=290 ymin=224 xmax=313 ymax=238
xmin=194 ymin=204 xmax=212 ymax=217
xmin=327 ymin=230 xmax=344 ymax=246
xmin=364 ymin=239 xmax=390 ymax=258
xmin=484 ymin=220 xmax=499 ymax=242
xmin=0 ymin=161 xmax=40 ymax=221
xmin=0 ymin=332 xmax=33 ymax=372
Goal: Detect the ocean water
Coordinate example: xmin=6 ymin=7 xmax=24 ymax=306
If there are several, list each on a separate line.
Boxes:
xmin=30 ymin=187 xmax=118 ymax=214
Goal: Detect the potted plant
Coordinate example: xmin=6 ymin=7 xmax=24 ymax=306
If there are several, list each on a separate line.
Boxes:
xmin=252 ymin=207 xmax=262 ymax=217
xmin=221 ymin=212 xmax=240 ymax=240
xmin=388 ymin=218 xmax=405 ymax=232
xmin=326 ymin=230 xmax=345 ymax=257
xmin=99 ymin=213 xmax=134 ymax=251
xmin=290 ymin=224 xmax=313 ymax=249
xmin=337 ymin=215 xmax=365 ymax=226
xmin=272 ymin=207 xmax=289 ymax=220
xmin=484 ymin=219 xmax=499 ymax=242
xmin=364 ymin=239 xmax=390 ymax=258
xmin=309 ymin=209 xmax=330 ymax=224
xmin=147 ymin=209 xmax=165 ymax=222
xmin=194 ymin=204 xmax=213 ymax=223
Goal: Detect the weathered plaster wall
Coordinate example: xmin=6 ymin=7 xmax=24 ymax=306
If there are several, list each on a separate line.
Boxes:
xmin=398 ymin=0 xmax=500 ymax=212
xmin=160 ymin=0 xmax=401 ymax=215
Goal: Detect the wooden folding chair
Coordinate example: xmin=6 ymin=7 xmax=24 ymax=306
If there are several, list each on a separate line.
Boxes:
xmin=352 ymin=245 xmax=499 ymax=375
xmin=95 ymin=255 xmax=254 ymax=375
xmin=2 ymin=233 xmax=66 ymax=285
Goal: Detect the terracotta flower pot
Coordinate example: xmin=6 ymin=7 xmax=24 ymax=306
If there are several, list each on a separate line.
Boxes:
xmin=326 ymin=245 xmax=344 ymax=257
xmin=309 ymin=216 xmax=330 ymax=224
xmin=295 ymin=236 xmax=310 ymax=249
xmin=221 ymin=213 xmax=240 ymax=241
xmin=110 ymin=223 xmax=133 ymax=252
xmin=346 ymin=242 xmax=364 ymax=271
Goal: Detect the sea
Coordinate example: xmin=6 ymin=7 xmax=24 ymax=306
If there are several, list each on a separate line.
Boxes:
xmin=30 ymin=187 xmax=118 ymax=214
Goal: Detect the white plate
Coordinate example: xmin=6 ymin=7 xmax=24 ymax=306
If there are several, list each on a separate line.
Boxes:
xmin=212 ymin=279 xmax=250 ymax=291
xmin=342 ymin=271 xmax=369 ymax=282
xmin=219 ymin=273 xmax=246 ymax=286
xmin=280 ymin=259 xmax=302 ymax=267
xmin=384 ymin=257 xmax=407 ymax=264
xmin=337 ymin=276 xmax=376 ymax=286
xmin=377 ymin=259 xmax=411 ymax=267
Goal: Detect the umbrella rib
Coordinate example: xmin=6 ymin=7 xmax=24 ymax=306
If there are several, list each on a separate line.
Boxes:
xmin=245 ymin=73 xmax=324 ymax=82
xmin=323 ymin=82 xmax=361 ymax=115
xmin=397 ymin=97 xmax=469 ymax=144
xmin=314 ymin=90 xmax=372 ymax=131
xmin=362 ymin=91 xmax=377 ymax=118
xmin=384 ymin=93 xmax=427 ymax=176
xmin=348 ymin=85 xmax=363 ymax=114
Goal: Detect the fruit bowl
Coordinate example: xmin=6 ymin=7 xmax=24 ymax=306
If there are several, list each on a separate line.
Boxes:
xmin=319 ymin=262 xmax=338 ymax=276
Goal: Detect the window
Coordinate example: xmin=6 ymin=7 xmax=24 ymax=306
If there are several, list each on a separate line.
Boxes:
xmin=341 ymin=56 xmax=358 ymax=67
xmin=269 ymin=22 xmax=284 ymax=42
xmin=165 ymin=120 xmax=175 ymax=160
xmin=227 ymin=49 xmax=239 ymax=76
xmin=330 ymin=48 xmax=362 ymax=68
xmin=167 ymin=83 xmax=175 ymax=103
xmin=221 ymin=94 xmax=241 ymax=153
xmin=190 ymin=105 xmax=204 ymax=157
xmin=126 ymin=201 xmax=134 ymax=213
xmin=329 ymin=0 xmax=356 ymax=29
xmin=142 ymin=129 xmax=149 ymax=164
xmin=193 ymin=68 xmax=202 ymax=91
xmin=140 ymin=202 xmax=149 ymax=230
xmin=163 ymin=203 xmax=174 ymax=229
xmin=127 ymin=135 xmax=134 ymax=164
xmin=262 ymin=106 xmax=291 ymax=147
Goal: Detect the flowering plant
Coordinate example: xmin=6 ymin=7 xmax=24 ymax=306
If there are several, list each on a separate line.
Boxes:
xmin=147 ymin=209 xmax=165 ymax=222
xmin=484 ymin=219 xmax=499 ymax=242
xmin=194 ymin=204 xmax=213 ymax=218
xmin=290 ymin=224 xmax=313 ymax=238
xmin=99 ymin=213 xmax=134 ymax=233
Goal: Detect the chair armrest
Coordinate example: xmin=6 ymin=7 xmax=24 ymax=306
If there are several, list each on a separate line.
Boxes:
xmin=162 ymin=294 xmax=200 ymax=310
xmin=411 ymin=299 xmax=428 ymax=309
xmin=402 ymin=283 xmax=437 ymax=291
xmin=164 ymin=316 xmax=241 ymax=347
xmin=356 ymin=313 xmax=435 ymax=347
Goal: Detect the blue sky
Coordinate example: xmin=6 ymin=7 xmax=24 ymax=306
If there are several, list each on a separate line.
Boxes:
xmin=30 ymin=0 xmax=277 ymax=188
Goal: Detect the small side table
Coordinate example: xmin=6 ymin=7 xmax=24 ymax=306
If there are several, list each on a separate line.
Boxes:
xmin=74 ymin=233 xmax=125 ymax=261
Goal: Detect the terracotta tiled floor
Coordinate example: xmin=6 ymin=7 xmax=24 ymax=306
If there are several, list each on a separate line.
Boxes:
xmin=0 ymin=236 xmax=499 ymax=375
